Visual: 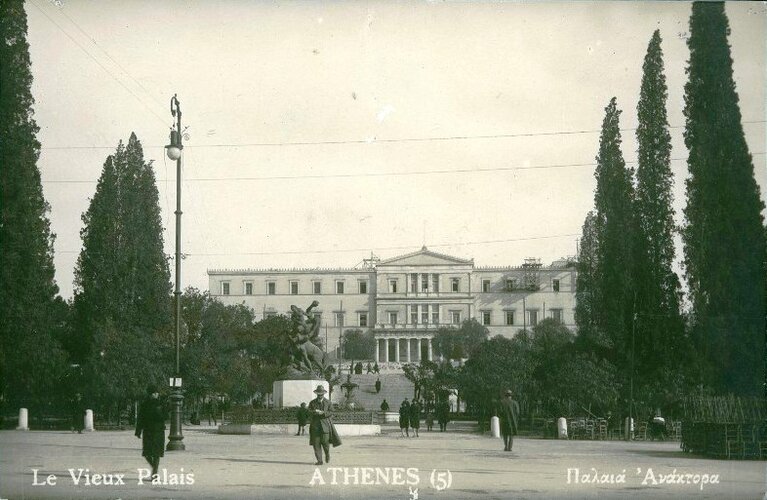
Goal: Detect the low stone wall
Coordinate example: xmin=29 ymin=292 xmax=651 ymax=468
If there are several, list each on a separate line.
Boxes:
xmin=219 ymin=423 xmax=381 ymax=436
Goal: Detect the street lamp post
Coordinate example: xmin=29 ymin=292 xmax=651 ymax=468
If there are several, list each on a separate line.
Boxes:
xmin=166 ymin=94 xmax=185 ymax=451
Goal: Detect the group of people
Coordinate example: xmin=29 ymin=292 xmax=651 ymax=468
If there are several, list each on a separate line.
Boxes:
xmin=398 ymin=398 xmax=423 ymax=437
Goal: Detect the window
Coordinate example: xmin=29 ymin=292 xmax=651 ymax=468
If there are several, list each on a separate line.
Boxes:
xmin=410 ymin=274 xmax=418 ymax=293
xmin=432 ymin=275 xmax=440 ymax=292
xmin=389 ymin=312 xmax=398 ymax=325
xmin=421 ymin=307 xmax=429 ymax=324
xmin=389 ymin=279 xmax=398 ymax=293
xmin=335 ymin=312 xmax=345 ymax=327
xmin=421 ymin=273 xmax=429 ymax=292
xmin=290 ymin=281 xmax=299 ymax=295
xmin=451 ymin=278 xmax=460 ymax=292
xmin=313 ymin=281 xmax=322 ymax=294
xmin=336 ymin=281 xmax=345 ymax=294
xmin=358 ymin=280 xmax=368 ymax=294
xmin=505 ymin=311 xmax=515 ymax=325
xmin=267 ymin=282 xmax=276 ymax=295
xmin=553 ymin=279 xmax=560 ymax=292
xmin=482 ymin=279 xmax=490 ymax=292
xmin=244 ymin=282 xmax=253 ymax=295
xmin=529 ymin=310 xmax=538 ymax=327
xmin=551 ymin=309 xmax=562 ymax=323
xmin=431 ymin=304 xmax=439 ymax=324
xmin=482 ymin=311 xmax=491 ymax=325
xmin=505 ymin=278 xmax=517 ymax=291
xmin=359 ymin=313 xmax=368 ymax=327
xmin=410 ymin=305 xmax=418 ymax=325
xmin=451 ymin=311 xmax=461 ymax=324
xmin=221 ymin=282 xmax=230 ymax=295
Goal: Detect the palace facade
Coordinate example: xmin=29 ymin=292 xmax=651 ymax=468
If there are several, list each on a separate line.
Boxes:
xmin=208 ymin=247 xmax=577 ymax=369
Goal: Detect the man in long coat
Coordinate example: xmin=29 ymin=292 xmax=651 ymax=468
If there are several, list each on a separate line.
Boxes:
xmin=308 ymin=385 xmax=333 ymax=465
xmin=409 ymin=399 xmax=422 ymax=437
xmin=399 ymin=399 xmax=411 ymax=437
xmin=135 ymin=385 xmax=166 ymax=477
xmin=499 ymin=389 xmax=520 ymax=452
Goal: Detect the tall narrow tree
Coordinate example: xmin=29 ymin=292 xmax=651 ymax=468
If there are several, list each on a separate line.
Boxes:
xmin=0 ymin=0 xmax=68 ymax=408
xmin=634 ymin=30 xmax=685 ymax=392
xmin=592 ymin=98 xmax=637 ymax=370
xmin=74 ymin=133 xmax=172 ymax=404
xmin=682 ymin=2 xmax=766 ymax=396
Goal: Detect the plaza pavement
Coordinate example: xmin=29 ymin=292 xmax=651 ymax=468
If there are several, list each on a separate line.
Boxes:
xmin=0 ymin=424 xmax=765 ymax=500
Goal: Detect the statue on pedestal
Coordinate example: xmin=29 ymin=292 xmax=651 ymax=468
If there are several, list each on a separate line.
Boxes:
xmin=287 ymin=300 xmax=327 ymax=378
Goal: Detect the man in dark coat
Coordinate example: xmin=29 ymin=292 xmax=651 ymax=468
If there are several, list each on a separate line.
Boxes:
xmin=499 ymin=389 xmax=520 ymax=452
xmin=308 ymin=385 xmax=333 ymax=465
xmin=437 ymin=400 xmax=450 ymax=431
xmin=70 ymin=393 xmax=85 ymax=434
xmin=135 ymin=385 xmax=166 ymax=477
xmin=375 ymin=378 xmax=381 ymax=394
xmin=409 ymin=399 xmax=422 ymax=437
xmin=296 ymin=402 xmax=309 ymax=436
xmin=399 ymin=399 xmax=410 ymax=437
xmin=380 ymin=399 xmax=390 ymax=412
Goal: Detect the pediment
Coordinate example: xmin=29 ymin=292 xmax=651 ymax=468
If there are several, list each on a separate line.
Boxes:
xmin=377 ymin=247 xmax=473 ymax=267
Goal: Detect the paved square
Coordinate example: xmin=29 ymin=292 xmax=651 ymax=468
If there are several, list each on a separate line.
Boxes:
xmin=0 ymin=426 xmax=764 ymax=499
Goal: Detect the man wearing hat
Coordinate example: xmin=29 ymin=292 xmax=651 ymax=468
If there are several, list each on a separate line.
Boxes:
xmin=308 ymin=384 xmax=332 ymax=465
xmin=135 ymin=384 xmax=166 ymax=477
xmin=499 ymin=389 xmax=520 ymax=452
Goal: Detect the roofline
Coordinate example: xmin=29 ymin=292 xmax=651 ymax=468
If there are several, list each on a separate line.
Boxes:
xmin=208 ymin=268 xmax=374 ymax=275
xmin=377 ymin=246 xmax=474 ymax=266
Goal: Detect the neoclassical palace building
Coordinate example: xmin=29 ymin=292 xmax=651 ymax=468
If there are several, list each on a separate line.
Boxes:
xmin=208 ymin=247 xmax=577 ymax=369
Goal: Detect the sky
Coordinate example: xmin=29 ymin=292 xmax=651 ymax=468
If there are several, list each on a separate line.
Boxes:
xmin=25 ymin=1 xmax=766 ymax=301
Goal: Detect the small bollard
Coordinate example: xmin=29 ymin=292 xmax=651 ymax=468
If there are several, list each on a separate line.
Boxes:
xmin=557 ymin=417 xmax=568 ymax=439
xmin=625 ymin=417 xmax=634 ymax=441
xmin=490 ymin=416 xmax=500 ymax=438
xmin=17 ymin=408 xmax=29 ymax=431
xmin=84 ymin=409 xmax=94 ymax=432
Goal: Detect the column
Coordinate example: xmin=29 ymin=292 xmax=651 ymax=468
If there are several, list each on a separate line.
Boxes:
xmin=428 ymin=339 xmax=433 ymax=361
xmin=385 ymin=338 xmax=390 ymax=363
xmin=406 ymin=337 xmax=411 ymax=362
xmin=417 ymin=274 xmax=422 ymax=293
xmin=416 ymin=338 xmax=423 ymax=363
xmin=394 ymin=338 xmax=400 ymax=362
xmin=376 ymin=339 xmax=380 ymax=363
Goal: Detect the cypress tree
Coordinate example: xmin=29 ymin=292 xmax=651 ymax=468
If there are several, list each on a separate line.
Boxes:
xmin=74 ymin=133 xmax=171 ymax=402
xmin=592 ymin=98 xmax=637 ymax=369
xmin=575 ymin=211 xmax=607 ymax=353
xmin=634 ymin=30 xmax=685 ymax=390
xmin=0 ymin=0 xmax=68 ymax=408
xmin=682 ymin=2 xmax=766 ymax=396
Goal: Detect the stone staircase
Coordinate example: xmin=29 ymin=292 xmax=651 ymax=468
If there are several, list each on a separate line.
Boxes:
xmin=333 ymin=372 xmax=415 ymax=412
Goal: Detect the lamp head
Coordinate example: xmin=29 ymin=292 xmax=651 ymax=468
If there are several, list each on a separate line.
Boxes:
xmin=165 ymin=129 xmax=183 ymax=160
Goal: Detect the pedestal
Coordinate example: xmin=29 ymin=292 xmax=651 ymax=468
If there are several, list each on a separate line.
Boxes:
xmin=557 ymin=417 xmax=568 ymax=439
xmin=490 ymin=416 xmax=500 ymax=438
xmin=84 ymin=409 xmax=94 ymax=432
xmin=166 ymin=389 xmax=185 ymax=451
xmin=273 ymin=380 xmax=328 ymax=408
xmin=17 ymin=408 xmax=28 ymax=431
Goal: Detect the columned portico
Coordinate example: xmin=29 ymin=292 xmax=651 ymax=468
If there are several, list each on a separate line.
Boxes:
xmin=374 ymin=333 xmax=435 ymax=367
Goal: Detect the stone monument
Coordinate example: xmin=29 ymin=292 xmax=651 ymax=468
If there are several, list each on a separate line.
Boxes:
xmin=272 ymin=300 xmax=329 ymax=408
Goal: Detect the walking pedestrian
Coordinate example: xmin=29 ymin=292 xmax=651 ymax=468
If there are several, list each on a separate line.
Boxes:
xmin=437 ymin=399 xmax=450 ymax=432
xmin=399 ymin=399 xmax=411 ymax=438
xmin=409 ymin=399 xmax=421 ymax=437
xmin=308 ymin=385 xmax=332 ymax=465
xmin=375 ymin=378 xmax=381 ymax=394
xmin=70 ymin=393 xmax=85 ymax=434
xmin=135 ymin=385 xmax=166 ymax=478
xmin=296 ymin=402 xmax=309 ymax=436
xmin=499 ymin=389 xmax=520 ymax=452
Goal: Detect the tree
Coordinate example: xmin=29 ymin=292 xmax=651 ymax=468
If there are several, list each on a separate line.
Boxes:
xmin=402 ymin=360 xmax=437 ymax=400
xmin=248 ymin=315 xmax=295 ymax=396
xmin=575 ymin=211 xmax=606 ymax=352
xmin=634 ymin=30 xmax=687 ymax=391
xmin=341 ymin=329 xmax=376 ymax=364
xmin=682 ymin=2 xmax=766 ymax=395
xmin=0 ymin=0 xmax=68 ymax=409
xmin=592 ymin=98 xmax=637 ymax=369
xmin=73 ymin=134 xmax=172 ymax=408
xmin=432 ymin=319 xmax=489 ymax=361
